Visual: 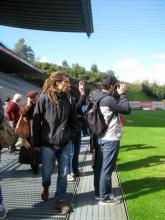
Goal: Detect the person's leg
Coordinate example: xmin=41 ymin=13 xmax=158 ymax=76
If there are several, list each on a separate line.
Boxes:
xmin=55 ymin=141 xmax=72 ymax=202
xmin=41 ymin=146 xmax=55 ymax=201
xmin=0 ymin=186 xmax=3 ymax=205
xmin=67 ymin=144 xmax=75 ymax=181
xmin=93 ymin=144 xmax=102 ymax=198
xmin=42 ymin=146 xmax=55 ymax=187
xmin=99 ymin=141 xmax=120 ymax=201
xmin=0 ymin=186 xmax=6 ymax=219
xmin=72 ymin=130 xmax=81 ymax=176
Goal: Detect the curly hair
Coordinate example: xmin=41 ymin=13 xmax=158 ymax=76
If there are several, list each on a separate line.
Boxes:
xmin=42 ymin=71 xmax=69 ymax=104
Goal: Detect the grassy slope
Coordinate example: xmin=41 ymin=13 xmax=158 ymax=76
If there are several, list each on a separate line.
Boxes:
xmin=125 ymin=83 xmax=158 ymax=101
xmin=118 ymin=110 xmax=165 ymax=220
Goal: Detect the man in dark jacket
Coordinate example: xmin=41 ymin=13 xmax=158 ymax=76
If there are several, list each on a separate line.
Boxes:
xmin=93 ymin=75 xmax=131 ymax=205
xmin=33 ymin=71 xmax=78 ymax=214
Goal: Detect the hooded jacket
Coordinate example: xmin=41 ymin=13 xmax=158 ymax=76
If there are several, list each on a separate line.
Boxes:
xmin=33 ymin=93 xmax=78 ymax=150
xmin=93 ymin=91 xmax=131 ymax=141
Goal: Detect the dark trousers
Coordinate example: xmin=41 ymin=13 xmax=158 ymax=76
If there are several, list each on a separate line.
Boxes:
xmin=94 ymin=140 xmax=120 ymax=200
xmin=72 ymin=130 xmax=81 ymax=174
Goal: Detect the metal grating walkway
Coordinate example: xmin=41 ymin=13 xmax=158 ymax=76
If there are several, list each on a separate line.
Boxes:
xmin=0 ymin=136 xmax=129 ymax=220
xmin=0 ymin=137 xmax=89 ymax=220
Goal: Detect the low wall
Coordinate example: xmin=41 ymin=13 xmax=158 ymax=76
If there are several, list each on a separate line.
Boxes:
xmin=130 ymin=101 xmax=165 ymax=110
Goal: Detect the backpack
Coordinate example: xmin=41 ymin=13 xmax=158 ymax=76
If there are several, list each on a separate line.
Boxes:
xmin=87 ymin=96 xmax=114 ymax=136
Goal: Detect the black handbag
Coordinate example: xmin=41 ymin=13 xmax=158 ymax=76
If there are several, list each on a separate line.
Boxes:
xmin=19 ymin=146 xmax=41 ymax=165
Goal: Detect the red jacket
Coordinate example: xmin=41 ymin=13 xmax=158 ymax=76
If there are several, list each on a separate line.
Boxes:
xmin=6 ymin=101 xmax=20 ymax=124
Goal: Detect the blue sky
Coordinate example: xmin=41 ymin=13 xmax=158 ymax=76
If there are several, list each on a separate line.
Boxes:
xmin=1 ymin=0 xmax=165 ymax=85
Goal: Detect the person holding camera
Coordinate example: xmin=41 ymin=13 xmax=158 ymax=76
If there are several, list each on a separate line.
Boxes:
xmin=93 ymin=75 xmax=131 ymax=205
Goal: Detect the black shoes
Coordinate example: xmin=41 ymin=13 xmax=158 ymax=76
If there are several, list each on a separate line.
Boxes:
xmin=41 ymin=188 xmax=49 ymax=201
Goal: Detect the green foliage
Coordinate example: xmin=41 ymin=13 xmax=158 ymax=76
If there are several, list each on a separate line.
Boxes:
xmin=13 ymin=38 xmax=35 ymax=62
xmin=12 ymin=39 xmax=164 ymax=100
xmin=106 ymin=69 xmax=115 ymax=76
xmin=90 ymin=64 xmax=98 ymax=73
xmin=126 ymin=82 xmax=158 ymax=101
xmin=34 ymin=61 xmax=58 ymax=75
xmin=69 ymin=63 xmax=86 ymax=79
xmin=62 ymin=60 xmax=70 ymax=69
xmin=142 ymin=80 xmax=165 ymax=100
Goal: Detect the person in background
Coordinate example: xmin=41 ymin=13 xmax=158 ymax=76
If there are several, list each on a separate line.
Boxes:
xmin=5 ymin=93 xmax=22 ymax=153
xmin=0 ymin=97 xmax=6 ymax=219
xmin=93 ymin=75 xmax=131 ymax=205
xmin=3 ymin=96 xmax=11 ymax=113
xmin=33 ymin=71 xmax=78 ymax=214
xmin=19 ymin=90 xmax=39 ymax=174
xmin=72 ymin=80 xmax=87 ymax=178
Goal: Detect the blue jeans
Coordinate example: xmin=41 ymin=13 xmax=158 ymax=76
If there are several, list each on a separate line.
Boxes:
xmin=94 ymin=140 xmax=120 ymax=200
xmin=42 ymin=141 xmax=72 ymax=202
xmin=0 ymin=186 xmax=3 ymax=205
xmin=67 ymin=143 xmax=74 ymax=175
xmin=72 ymin=130 xmax=81 ymax=174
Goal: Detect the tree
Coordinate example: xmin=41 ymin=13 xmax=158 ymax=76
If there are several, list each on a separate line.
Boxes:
xmin=13 ymin=38 xmax=35 ymax=62
xmin=91 ymin=64 xmax=98 ymax=73
xmin=106 ymin=70 xmax=115 ymax=76
xmin=62 ymin=60 xmax=69 ymax=69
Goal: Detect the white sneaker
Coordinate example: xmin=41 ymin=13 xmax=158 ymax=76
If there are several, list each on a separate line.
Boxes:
xmin=67 ymin=175 xmax=75 ymax=182
xmin=99 ymin=197 xmax=120 ymax=205
xmin=95 ymin=196 xmax=100 ymax=201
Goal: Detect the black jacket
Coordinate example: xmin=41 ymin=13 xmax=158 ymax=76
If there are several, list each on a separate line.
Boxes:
xmin=33 ymin=93 xmax=78 ymax=150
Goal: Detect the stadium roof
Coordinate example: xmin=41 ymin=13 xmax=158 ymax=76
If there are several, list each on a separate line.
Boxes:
xmin=0 ymin=43 xmax=43 ymax=75
xmin=0 ymin=0 xmax=93 ymax=37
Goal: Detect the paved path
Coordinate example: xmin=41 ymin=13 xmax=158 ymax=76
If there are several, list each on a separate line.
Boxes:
xmin=0 ymin=137 xmax=129 ymax=220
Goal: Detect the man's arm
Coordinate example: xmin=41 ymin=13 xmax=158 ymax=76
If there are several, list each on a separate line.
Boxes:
xmin=32 ymin=97 xmax=45 ymax=148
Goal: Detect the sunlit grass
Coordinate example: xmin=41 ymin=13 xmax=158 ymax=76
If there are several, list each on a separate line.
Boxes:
xmin=118 ymin=110 xmax=165 ymax=220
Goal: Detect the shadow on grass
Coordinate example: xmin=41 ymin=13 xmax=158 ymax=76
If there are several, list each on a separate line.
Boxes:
xmin=118 ymin=155 xmax=165 ymax=171
xmin=122 ymin=177 xmax=165 ymax=200
xmin=121 ymin=144 xmax=157 ymax=151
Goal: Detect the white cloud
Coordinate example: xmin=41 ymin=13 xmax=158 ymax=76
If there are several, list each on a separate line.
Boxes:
xmin=38 ymin=56 xmax=49 ymax=63
xmin=112 ymin=58 xmax=142 ymax=83
xmin=112 ymin=58 xmax=165 ymax=85
xmin=150 ymin=64 xmax=165 ymax=85
xmin=152 ymin=53 xmax=165 ymax=60
xmin=113 ymin=58 xmax=140 ymax=70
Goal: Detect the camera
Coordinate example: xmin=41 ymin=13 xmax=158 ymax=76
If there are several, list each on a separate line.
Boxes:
xmin=113 ymin=84 xmax=120 ymax=99
xmin=114 ymin=84 xmax=120 ymax=91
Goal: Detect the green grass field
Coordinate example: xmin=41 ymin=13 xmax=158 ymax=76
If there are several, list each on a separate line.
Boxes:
xmin=118 ymin=110 xmax=165 ymax=220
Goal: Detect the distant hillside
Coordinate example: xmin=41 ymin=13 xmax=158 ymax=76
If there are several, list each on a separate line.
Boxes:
xmin=125 ymin=83 xmax=159 ymax=101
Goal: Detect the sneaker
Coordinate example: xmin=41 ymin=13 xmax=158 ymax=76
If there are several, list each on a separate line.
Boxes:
xmin=0 ymin=204 xmax=6 ymax=219
xmin=99 ymin=197 xmax=120 ymax=205
xmin=55 ymin=202 xmax=72 ymax=214
xmin=41 ymin=187 xmax=49 ymax=201
xmin=95 ymin=196 xmax=100 ymax=201
xmin=67 ymin=175 xmax=75 ymax=182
